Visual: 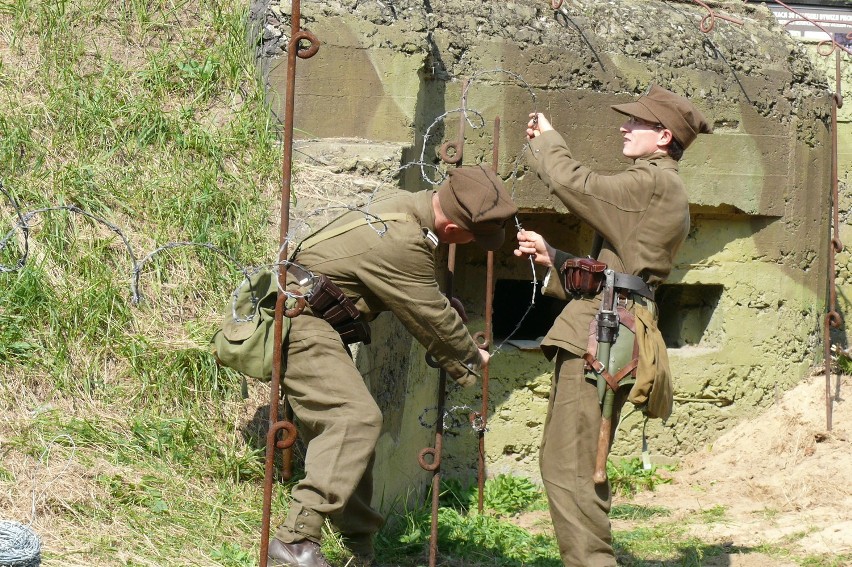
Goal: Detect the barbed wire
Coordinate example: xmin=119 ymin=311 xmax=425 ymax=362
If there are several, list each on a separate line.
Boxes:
xmin=661 ymin=1 xmax=753 ymax=104
xmin=1 ymin=65 xmax=545 ymax=354
xmin=0 ymin=522 xmax=39 ymax=567
xmin=409 ymin=68 xmax=541 ymax=352
xmin=0 ymin=180 xmax=28 ymax=273
xmin=0 ymin=185 xmax=255 ymax=306
xmin=554 ymin=4 xmax=606 ymax=72
xmin=418 ymin=404 xmax=489 ymax=436
xmin=279 ymin=66 xmax=543 ymax=350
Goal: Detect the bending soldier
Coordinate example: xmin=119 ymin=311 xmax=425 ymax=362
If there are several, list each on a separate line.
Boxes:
xmin=515 ymin=86 xmax=710 ymax=567
xmin=268 ymin=165 xmax=518 ymax=567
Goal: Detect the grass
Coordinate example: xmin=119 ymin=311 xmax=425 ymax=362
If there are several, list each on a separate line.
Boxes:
xmin=608 ymin=457 xmax=673 ymax=497
xmin=0 ymin=0 xmax=280 ymax=564
xmin=0 ymin=1 xmax=846 ymax=566
xmin=373 ymin=476 xmax=560 ymax=566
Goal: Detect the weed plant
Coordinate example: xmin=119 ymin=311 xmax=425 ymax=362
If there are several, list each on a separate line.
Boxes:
xmin=607 ymin=457 xmax=672 ymax=497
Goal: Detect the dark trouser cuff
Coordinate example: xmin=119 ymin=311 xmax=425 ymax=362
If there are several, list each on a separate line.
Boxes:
xmin=275 ymin=502 xmax=324 ymax=543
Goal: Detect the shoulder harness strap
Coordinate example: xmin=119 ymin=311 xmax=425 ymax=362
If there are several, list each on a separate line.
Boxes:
xmin=295 ymin=212 xmax=412 ymax=253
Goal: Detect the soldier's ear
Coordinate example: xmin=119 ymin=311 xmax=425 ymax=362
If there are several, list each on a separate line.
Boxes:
xmin=658 ymin=128 xmax=674 ymax=147
xmin=441 ymin=223 xmax=476 ymax=245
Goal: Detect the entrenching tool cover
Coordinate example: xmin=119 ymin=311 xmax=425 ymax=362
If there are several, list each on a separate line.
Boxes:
xmin=630 ymin=303 xmax=673 ymax=420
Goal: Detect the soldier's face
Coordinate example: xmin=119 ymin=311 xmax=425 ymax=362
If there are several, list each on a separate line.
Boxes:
xmin=620 ymin=116 xmax=668 ymax=159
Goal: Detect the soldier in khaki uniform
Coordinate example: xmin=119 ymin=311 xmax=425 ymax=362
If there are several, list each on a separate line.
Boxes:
xmin=515 ymin=86 xmax=711 ymax=567
xmin=267 ymin=165 xmax=518 ymax=567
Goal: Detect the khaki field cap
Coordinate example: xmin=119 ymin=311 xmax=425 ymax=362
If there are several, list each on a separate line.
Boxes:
xmin=437 ymin=164 xmax=518 ymax=251
xmin=611 ymin=85 xmax=712 ymax=149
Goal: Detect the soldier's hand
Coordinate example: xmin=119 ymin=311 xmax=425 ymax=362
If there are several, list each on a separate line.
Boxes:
xmin=479 ymin=348 xmax=490 ymax=368
xmin=449 ymin=296 xmax=469 ymax=323
xmin=527 ymin=112 xmax=553 ymax=140
xmin=514 ymin=229 xmax=556 ymax=268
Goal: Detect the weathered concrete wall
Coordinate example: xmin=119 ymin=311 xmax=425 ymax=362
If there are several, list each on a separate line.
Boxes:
xmin=257 ymin=0 xmax=833 ymax=500
xmin=806 ymin=46 xmax=851 ymax=352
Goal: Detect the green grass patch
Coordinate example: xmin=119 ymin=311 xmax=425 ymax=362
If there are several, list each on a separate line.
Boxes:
xmin=608 ymin=457 xmax=673 ymax=497
xmin=439 ymin=473 xmax=547 ymax=516
xmin=613 ymin=525 xmax=727 ymax=566
xmin=800 ymin=553 xmax=852 ymax=567
xmin=610 ymin=503 xmax=670 ymax=521
xmin=0 ymin=6 xmax=280 ymax=560
xmin=699 ymin=504 xmax=728 ymax=524
xmin=376 ymin=476 xmax=561 ymax=566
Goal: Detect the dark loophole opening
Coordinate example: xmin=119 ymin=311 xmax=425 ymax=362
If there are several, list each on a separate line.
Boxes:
xmin=656 ymin=283 xmax=723 ymax=348
xmin=492 ymin=279 xmax=565 ymax=343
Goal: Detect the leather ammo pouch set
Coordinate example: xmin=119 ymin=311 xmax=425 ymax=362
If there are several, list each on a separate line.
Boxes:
xmin=561 ymin=257 xmax=607 ymax=296
xmin=306 ymin=275 xmax=371 ymax=346
xmin=290 ymin=211 xmax=416 ymax=347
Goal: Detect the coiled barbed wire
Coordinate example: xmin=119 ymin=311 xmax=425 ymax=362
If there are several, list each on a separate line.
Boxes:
xmin=0 ymin=435 xmax=77 ymax=567
xmin=418 ymin=404 xmax=488 ymax=435
xmin=0 ymin=521 xmax=40 ymax=567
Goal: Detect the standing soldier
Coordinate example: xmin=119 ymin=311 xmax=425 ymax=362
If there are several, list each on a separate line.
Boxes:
xmin=515 ymin=86 xmax=711 ymax=567
xmin=267 ymin=164 xmax=518 ymax=567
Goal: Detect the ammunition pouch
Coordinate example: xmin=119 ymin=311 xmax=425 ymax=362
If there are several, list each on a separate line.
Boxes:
xmin=561 ymin=257 xmax=607 ymax=296
xmin=562 ymin=258 xmax=656 ymax=301
xmin=307 ymin=275 xmax=371 ymax=345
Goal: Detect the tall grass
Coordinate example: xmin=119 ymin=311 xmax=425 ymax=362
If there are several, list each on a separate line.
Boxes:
xmin=0 ymin=0 xmax=281 ymax=564
xmin=0 ymin=0 xmax=277 ymax=395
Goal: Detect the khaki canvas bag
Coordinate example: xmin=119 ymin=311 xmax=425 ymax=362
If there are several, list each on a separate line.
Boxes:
xmin=210 ymin=269 xmax=295 ymax=381
xmin=629 ymin=303 xmax=673 ymax=420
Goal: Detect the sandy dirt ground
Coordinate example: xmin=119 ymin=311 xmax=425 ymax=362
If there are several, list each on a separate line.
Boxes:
xmin=617 ymin=373 xmax=852 ymax=566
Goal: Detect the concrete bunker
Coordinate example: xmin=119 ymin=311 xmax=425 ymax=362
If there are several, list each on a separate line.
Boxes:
xmin=256 ymin=0 xmax=834 ymax=508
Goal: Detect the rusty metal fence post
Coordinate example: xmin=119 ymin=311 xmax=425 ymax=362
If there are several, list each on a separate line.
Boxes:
xmin=825 ymin=49 xmax=844 ymax=431
xmin=775 ymin=5 xmax=850 ymax=430
xmin=417 ymin=81 xmax=502 ymax=565
xmin=470 ymin=117 xmax=500 ymax=512
xmin=259 ymin=0 xmax=319 ymax=564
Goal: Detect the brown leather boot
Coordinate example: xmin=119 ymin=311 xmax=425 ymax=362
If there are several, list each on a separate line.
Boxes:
xmin=267 ymin=538 xmax=332 ymax=567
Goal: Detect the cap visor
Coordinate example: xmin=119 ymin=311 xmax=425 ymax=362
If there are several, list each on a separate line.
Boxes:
xmin=611 ymin=101 xmax=661 ymax=125
xmin=474 ymin=228 xmax=505 ymax=251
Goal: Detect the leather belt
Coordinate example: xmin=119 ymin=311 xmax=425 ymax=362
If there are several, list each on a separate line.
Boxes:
xmin=612 ymin=272 xmax=655 ymax=301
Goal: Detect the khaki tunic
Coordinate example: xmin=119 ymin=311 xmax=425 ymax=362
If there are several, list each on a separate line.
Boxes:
xmin=275 ymin=189 xmax=482 ymax=545
xmin=529 ymin=129 xmax=689 ymax=566
xmin=294 ymin=189 xmax=483 ymax=380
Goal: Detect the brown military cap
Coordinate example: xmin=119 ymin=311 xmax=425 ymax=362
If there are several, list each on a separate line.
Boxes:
xmin=611 ymin=85 xmax=712 ymax=149
xmin=437 ymin=165 xmax=518 ymax=251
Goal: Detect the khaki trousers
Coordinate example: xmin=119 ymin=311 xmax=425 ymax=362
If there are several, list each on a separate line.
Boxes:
xmin=274 ymin=314 xmax=384 ymax=544
xmin=540 ymin=350 xmax=617 ymax=567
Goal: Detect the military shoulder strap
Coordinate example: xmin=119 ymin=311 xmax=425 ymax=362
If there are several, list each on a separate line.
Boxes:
xmin=295 ymin=212 xmax=412 ymax=253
